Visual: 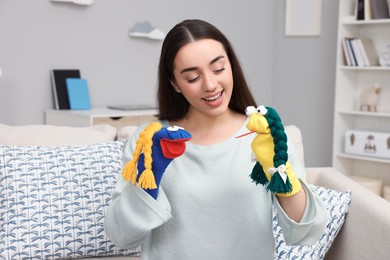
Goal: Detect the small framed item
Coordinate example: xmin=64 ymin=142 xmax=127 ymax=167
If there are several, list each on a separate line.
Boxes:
xmin=345 ymin=130 xmax=390 ymax=159
xmin=66 ymin=78 xmax=91 ymax=110
xmin=285 ymin=0 xmax=323 ymax=36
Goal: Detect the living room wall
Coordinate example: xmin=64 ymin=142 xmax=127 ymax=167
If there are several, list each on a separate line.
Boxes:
xmin=0 ymin=0 xmax=338 ymax=167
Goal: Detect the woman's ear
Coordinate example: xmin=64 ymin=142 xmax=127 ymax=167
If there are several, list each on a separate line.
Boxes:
xmin=170 ymin=80 xmax=181 ymax=93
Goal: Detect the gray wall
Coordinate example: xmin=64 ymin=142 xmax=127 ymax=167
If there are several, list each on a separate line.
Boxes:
xmin=0 ymin=0 xmax=338 ymax=167
xmin=272 ymin=0 xmax=339 ymax=167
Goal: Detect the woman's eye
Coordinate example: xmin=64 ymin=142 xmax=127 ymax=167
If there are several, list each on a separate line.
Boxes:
xmin=214 ymin=67 xmax=225 ymax=73
xmin=187 ymin=76 xmax=199 ymax=83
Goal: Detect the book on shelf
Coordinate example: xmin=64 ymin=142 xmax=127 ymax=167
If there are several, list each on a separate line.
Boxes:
xmin=370 ymin=0 xmax=390 ymax=19
xmin=66 ymin=78 xmax=91 ymax=110
xmin=357 ymin=0 xmax=365 ymax=20
xmin=351 ymin=38 xmax=366 ymax=66
xmin=342 ymin=38 xmax=353 ymax=66
xmin=51 ymin=69 xmax=81 ymax=110
xmin=358 ymin=38 xmax=379 ymax=66
xmin=341 ymin=37 xmax=378 ymax=67
xmin=356 ymin=0 xmax=390 ymax=20
xmin=346 ymin=38 xmax=358 ymax=66
xmin=364 ymin=0 xmax=372 ymax=20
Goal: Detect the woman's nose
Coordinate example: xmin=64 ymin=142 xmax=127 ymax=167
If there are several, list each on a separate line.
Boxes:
xmin=202 ymin=72 xmax=217 ymax=92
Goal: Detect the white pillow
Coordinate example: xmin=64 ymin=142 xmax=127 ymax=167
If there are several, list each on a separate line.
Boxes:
xmin=0 ymin=141 xmax=140 ymax=259
xmin=273 ymin=185 xmax=351 ymax=260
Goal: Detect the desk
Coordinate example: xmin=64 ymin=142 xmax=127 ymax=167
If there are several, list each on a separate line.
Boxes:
xmin=45 ymin=107 xmax=157 ymax=129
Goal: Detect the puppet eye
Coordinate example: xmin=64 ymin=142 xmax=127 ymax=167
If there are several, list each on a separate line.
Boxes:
xmin=256 ymin=105 xmax=268 ymax=115
xmin=245 ymin=106 xmax=256 ymax=116
xmin=167 ymin=126 xmax=184 ymax=132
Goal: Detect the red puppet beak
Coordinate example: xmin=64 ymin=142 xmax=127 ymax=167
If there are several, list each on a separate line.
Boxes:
xmin=160 ymin=138 xmax=191 ymax=159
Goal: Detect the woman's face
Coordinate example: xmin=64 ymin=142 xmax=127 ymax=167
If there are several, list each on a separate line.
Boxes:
xmin=172 ymin=39 xmax=233 ymax=118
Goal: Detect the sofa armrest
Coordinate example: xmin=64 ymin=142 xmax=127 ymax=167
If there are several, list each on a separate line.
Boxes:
xmin=306 ymin=167 xmax=390 ymax=259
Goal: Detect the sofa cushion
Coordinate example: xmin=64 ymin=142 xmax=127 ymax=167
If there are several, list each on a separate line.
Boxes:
xmin=285 ymin=125 xmax=305 ymax=168
xmin=117 ymin=125 xmax=138 ymax=141
xmin=273 ymin=185 xmax=351 ymax=260
xmin=0 ymin=140 xmax=140 ymax=259
xmin=0 ymin=124 xmax=117 ymax=146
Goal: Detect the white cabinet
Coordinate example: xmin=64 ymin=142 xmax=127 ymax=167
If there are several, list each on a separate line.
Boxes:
xmin=45 ymin=107 xmax=157 ymax=129
xmin=333 ymin=0 xmax=390 ymax=181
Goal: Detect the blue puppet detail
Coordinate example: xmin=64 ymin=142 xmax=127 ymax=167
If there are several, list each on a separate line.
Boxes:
xmin=122 ymin=122 xmax=192 ymax=199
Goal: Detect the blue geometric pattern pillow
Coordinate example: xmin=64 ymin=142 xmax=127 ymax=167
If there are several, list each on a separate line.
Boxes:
xmin=273 ymin=185 xmax=351 ymax=260
xmin=0 ymin=141 xmax=140 ymax=259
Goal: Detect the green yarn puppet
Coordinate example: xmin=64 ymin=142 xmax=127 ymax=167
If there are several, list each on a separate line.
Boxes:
xmin=242 ymin=105 xmax=302 ymax=196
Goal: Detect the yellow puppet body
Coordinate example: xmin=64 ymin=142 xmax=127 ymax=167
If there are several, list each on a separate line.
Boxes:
xmin=245 ymin=106 xmax=302 ymax=197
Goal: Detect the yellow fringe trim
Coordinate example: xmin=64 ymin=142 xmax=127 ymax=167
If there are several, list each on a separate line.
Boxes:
xmin=138 ymin=169 xmax=158 ymax=189
xmin=122 ymin=162 xmax=137 ymax=184
xmin=122 ymin=121 xmax=162 ymax=189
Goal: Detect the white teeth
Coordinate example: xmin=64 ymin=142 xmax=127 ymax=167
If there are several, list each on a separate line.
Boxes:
xmin=203 ymin=93 xmax=221 ymax=101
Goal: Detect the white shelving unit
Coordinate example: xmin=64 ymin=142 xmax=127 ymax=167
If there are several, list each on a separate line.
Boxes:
xmin=333 ymin=0 xmax=390 ymax=181
xmin=45 ymin=107 xmax=157 ymax=129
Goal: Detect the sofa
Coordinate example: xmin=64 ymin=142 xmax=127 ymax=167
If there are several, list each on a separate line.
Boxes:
xmin=1 ymin=123 xmax=390 ymax=259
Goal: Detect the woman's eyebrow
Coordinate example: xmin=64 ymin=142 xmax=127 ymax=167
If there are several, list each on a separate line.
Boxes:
xmin=210 ymin=55 xmax=225 ymax=65
xmin=180 ymin=55 xmax=225 ymax=75
xmin=180 ymin=66 xmax=198 ymax=74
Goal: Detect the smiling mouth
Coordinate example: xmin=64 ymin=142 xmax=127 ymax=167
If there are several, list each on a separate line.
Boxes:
xmin=202 ymin=92 xmax=222 ymax=101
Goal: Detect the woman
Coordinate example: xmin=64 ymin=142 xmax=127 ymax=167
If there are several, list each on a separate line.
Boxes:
xmin=105 ymin=19 xmax=326 ymax=259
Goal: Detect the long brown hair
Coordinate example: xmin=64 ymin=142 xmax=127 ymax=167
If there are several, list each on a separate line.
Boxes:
xmin=157 ymin=19 xmax=257 ymax=121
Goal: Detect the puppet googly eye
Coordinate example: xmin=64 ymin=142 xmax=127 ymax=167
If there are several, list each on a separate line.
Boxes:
xmin=245 ymin=106 xmax=256 ymax=116
xmin=168 ymin=126 xmax=184 ymax=132
xmin=256 ymin=105 xmax=268 ymax=115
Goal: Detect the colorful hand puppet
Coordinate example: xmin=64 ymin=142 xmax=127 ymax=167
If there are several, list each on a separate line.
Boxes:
xmin=242 ymin=105 xmax=302 ymax=197
xmin=122 ymin=122 xmax=192 ymax=199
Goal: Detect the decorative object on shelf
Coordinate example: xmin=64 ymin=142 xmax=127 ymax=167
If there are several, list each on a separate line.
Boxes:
xmin=285 ymin=0 xmax=323 ymax=36
xmin=357 ymin=0 xmax=390 ymax=20
xmin=379 ymin=44 xmax=390 ymax=66
xmin=342 ymin=37 xmax=379 ymax=67
xmin=345 ymin=130 xmax=390 ymax=159
xmin=50 ymin=0 xmax=93 ymax=5
xmin=128 ymin=21 xmax=165 ymax=41
xmin=51 ymin=69 xmax=81 ymax=110
xmin=370 ymin=0 xmax=390 ymax=19
xmin=359 ymin=83 xmax=382 ymax=112
xmin=66 ymin=78 xmax=91 ymax=110
xmin=350 ymin=133 xmax=355 ymax=145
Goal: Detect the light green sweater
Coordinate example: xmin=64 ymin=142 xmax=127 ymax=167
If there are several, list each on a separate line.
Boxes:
xmin=105 ymin=120 xmax=326 ymax=260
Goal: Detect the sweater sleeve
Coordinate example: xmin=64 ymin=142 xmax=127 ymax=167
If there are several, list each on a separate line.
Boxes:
xmin=104 ymin=123 xmax=172 ymax=249
xmin=273 ymin=181 xmax=327 ymax=246
xmin=272 ymin=135 xmax=327 ymax=246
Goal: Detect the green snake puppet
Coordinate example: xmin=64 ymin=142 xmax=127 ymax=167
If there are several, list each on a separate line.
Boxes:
xmin=241 ymin=105 xmax=302 ymax=196
xmin=122 ymin=122 xmax=192 ymax=199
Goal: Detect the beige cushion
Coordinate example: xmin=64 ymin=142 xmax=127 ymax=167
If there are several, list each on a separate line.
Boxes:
xmin=117 ymin=125 xmax=138 ymax=141
xmin=0 ymin=124 xmax=117 ymax=146
xmin=285 ymin=125 xmax=305 ymax=168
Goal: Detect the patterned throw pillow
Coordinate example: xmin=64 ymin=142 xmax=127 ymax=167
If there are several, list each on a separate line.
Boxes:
xmin=273 ymin=185 xmax=351 ymax=260
xmin=0 ymin=141 xmax=140 ymax=259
